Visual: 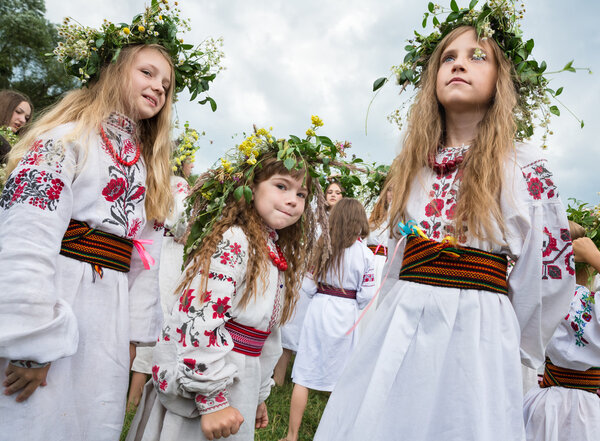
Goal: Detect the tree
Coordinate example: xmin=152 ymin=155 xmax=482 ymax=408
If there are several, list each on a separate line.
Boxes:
xmin=0 ymin=0 xmax=77 ymax=114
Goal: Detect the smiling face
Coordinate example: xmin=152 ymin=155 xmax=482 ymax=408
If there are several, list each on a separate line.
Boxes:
xmin=253 ymin=173 xmax=308 ymax=230
xmin=325 ymin=182 xmax=343 ymax=207
xmin=436 ymin=29 xmax=498 ymax=114
xmin=126 ymin=47 xmax=172 ymax=120
xmin=9 ymin=101 xmax=31 ymax=133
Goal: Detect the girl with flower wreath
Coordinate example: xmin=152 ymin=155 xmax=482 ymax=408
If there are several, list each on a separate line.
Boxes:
xmin=126 ymin=145 xmax=328 ymax=440
xmin=0 ymin=90 xmax=33 ymax=163
xmin=314 ymin=6 xmax=575 ymax=441
xmin=280 ymin=198 xmax=376 ymax=441
xmin=522 ymin=221 xmax=600 ymax=441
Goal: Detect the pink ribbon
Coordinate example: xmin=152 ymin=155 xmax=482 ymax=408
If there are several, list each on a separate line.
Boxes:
xmin=133 ymin=239 xmax=155 ymax=270
xmin=346 ymin=235 xmax=406 ymax=335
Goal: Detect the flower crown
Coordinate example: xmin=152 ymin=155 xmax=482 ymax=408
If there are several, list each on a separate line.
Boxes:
xmin=53 ymin=0 xmax=224 ymax=108
xmin=373 ymin=0 xmax=589 ymax=143
xmin=184 ymin=116 xmax=372 ymax=259
xmin=171 ymin=122 xmax=202 ymax=172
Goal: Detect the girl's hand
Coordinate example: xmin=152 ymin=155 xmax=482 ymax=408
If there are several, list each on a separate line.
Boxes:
xmin=255 ymin=402 xmax=269 ymax=429
xmin=3 ymin=363 xmax=51 ymax=402
xmin=201 ymin=406 xmax=244 ymax=439
xmin=573 ymin=237 xmax=600 ymax=268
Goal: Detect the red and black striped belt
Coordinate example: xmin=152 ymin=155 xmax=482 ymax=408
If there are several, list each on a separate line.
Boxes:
xmin=224 ymin=320 xmax=271 ymax=357
xmin=398 ymin=234 xmax=508 ymax=295
xmin=367 ymin=244 xmax=388 ymax=256
xmin=60 ymin=219 xmax=133 ymax=272
xmin=540 ymin=359 xmax=600 ymax=394
xmin=316 ymin=284 xmax=357 ymax=300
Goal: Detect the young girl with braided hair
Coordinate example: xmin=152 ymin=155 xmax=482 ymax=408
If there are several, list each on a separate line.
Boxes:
xmin=315 ymin=16 xmax=574 ymax=441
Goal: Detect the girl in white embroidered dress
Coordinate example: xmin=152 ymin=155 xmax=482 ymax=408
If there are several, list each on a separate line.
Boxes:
xmin=314 ymin=27 xmax=574 ymax=441
xmin=523 ymin=222 xmax=600 ymax=441
xmin=126 ymin=153 xmax=316 ymax=441
xmin=0 ymin=44 xmax=175 ymax=441
xmin=281 ymin=198 xmax=376 ymax=441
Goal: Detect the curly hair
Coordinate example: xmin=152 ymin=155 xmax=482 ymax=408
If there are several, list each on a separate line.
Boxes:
xmin=180 ymin=153 xmax=325 ymax=324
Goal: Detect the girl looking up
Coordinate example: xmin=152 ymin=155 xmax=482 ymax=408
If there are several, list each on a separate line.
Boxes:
xmin=315 ymin=3 xmax=575 ymax=440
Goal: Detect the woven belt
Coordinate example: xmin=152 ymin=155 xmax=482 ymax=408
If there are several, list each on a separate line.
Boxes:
xmin=60 ymin=219 xmax=133 ymax=272
xmin=367 ymin=244 xmax=388 ymax=256
xmin=316 ymin=284 xmax=357 ymax=300
xmin=398 ymin=234 xmax=508 ymax=294
xmin=540 ymin=359 xmax=600 ymax=394
xmin=224 ymin=320 xmax=271 ymax=357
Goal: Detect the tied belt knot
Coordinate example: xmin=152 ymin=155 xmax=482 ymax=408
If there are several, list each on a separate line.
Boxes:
xmin=398 ymin=233 xmax=508 ymax=295
xmin=540 ymin=358 xmax=600 ymax=394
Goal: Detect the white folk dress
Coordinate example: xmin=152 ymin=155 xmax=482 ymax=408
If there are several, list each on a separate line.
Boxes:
xmin=292 ymin=239 xmax=376 ymax=391
xmin=126 ymin=226 xmax=284 ymax=441
xmin=0 ymin=114 xmax=163 ymax=441
xmin=314 ymin=143 xmax=575 ymax=441
xmin=523 ymin=284 xmax=600 ymax=441
xmin=133 ymin=175 xmax=190 ymax=374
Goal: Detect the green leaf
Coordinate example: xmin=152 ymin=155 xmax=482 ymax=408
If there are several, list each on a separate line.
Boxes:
xmin=233 ymin=186 xmax=244 ymax=201
xmin=450 ymin=0 xmax=459 ymax=12
xmin=563 ymin=60 xmax=576 ymax=72
xmin=284 ymin=157 xmax=296 ymax=170
xmin=181 ymin=44 xmax=194 ymax=50
xmin=469 ymin=0 xmax=478 ymax=9
xmin=581 ymin=120 xmax=585 ymax=128
xmin=96 ymin=37 xmax=104 ymax=48
xmin=422 ymin=13 xmax=428 ymax=28
xmin=289 ymin=135 xmax=301 ymax=143
xmin=555 ymin=87 xmax=563 ymax=96
xmin=524 ymin=39 xmax=534 ymax=55
xmin=433 ymin=16 xmax=440 ymax=26
xmin=549 ymin=105 xmax=560 ymax=116
xmin=243 ymin=186 xmax=253 ymax=203
xmin=373 ymin=77 xmax=387 ymax=92
xmin=428 ymin=2 xmax=435 ymax=13
xmin=207 ymin=97 xmax=217 ymax=112
xmin=539 ymin=60 xmax=547 ymax=73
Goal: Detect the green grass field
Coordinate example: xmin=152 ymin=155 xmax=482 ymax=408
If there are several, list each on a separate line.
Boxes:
xmin=121 ymin=361 xmax=329 ymax=441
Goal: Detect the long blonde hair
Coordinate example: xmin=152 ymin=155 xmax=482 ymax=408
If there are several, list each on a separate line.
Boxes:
xmin=388 ymin=26 xmax=517 ymax=243
xmin=180 ymin=153 xmax=318 ymax=324
xmin=6 ymin=44 xmax=174 ymax=221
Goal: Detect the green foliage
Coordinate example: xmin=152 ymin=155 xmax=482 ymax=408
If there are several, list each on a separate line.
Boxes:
xmin=0 ymin=0 xmax=78 ymax=113
xmin=567 ymin=198 xmax=600 ymax=250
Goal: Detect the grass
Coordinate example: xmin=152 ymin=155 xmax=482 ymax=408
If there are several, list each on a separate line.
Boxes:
xmin=120 ymin=357 xmax=329 ymax=441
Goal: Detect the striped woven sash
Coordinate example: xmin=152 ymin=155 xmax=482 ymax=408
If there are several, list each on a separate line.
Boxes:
xmin=60 ymin=219 xmax=133 ymax=272
xmin=224 ymin=320 xmax=271 ymax=357
xmin=367 ymin=244 xmax=388 ymax=257
xmin=398 ymin=234 xmax=508 ymax=294
xmin=540 ymin=359 xmax=600 ymax=394
xmin=316 ymin=284 xmax=357 ymax=300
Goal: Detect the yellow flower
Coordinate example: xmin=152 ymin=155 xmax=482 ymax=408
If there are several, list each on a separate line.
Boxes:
xmin=246 ymin=156 xmax=257 ymax=165
xmin=172 ymin=165 xmax=178 ymax=172
xmin=202 ymin=192 xmax=212 ymax=200
xmin=221 ymin=158 xmax=234 ymax=173
xmin=311 ymin=115 xmax=324 ymax=127
xmin=123 ymin=27 xmax=131 ymax=35
xmin=306 ymin=128 xmax=316 ymax=137
xmin=256 ymin=127 xmax=270 ymax=137
xmin=138 ymin=25 xmax=145 ymax=32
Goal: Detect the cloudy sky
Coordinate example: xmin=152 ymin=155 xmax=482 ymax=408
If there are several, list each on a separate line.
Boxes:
xmin=44 ymin=0 xmax=599 ymax=206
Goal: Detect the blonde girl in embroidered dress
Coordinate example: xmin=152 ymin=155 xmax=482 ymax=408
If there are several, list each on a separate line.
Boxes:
xmin=280 ymin=198 xmax=376 ymax=441
xmin=522 ymin=222 xmax=600 ymax=441
xmin=0 ymin=42 xmax=175 ymax=441
xmin=126 ymin=152 xmax=320 ymax=441
xmin=314 ymin=16 xmax=574 ymax=441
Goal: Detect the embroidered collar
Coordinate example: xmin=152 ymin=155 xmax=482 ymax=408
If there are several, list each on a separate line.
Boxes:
xmin=104 ymin=112 xmax=137 ymax=136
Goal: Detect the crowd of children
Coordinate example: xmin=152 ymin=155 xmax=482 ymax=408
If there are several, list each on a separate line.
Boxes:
xmin=0 ymin=1 xmax=598 ymax=441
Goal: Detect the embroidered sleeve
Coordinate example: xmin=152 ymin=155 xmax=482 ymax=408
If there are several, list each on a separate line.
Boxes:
xmin=128 ymin=220 xmax=164 ymax=346
xmin=0 ymin=130 xmax=79 ymax=364
xmin=356 ymin=250 xmax=377 ymax=310
xmin=504 ymin=154 xmax=575 ymax=369
xmin=152 ymin=227 xmax=249 ymax=415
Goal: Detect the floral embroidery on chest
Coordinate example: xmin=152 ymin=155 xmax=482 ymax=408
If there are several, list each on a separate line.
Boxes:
xmin=0 ymin=138 xmax=68 ymax=211
xmin=542 ymin=227 xmax=573 ymax=280
xmin=175 ymin=180 xmax=190 ymax=195
xmin=521 ymin=159 xmax=558 ymax=200
xmin=99 ymin=115 xmax=146 ymax=238
xmin=564 ymin=286 xmax=595 ymax=347
xmin=419 ymin=147 xmax=466 ymax=240
xmin=213 ymin=239 xmax=246 ymax=268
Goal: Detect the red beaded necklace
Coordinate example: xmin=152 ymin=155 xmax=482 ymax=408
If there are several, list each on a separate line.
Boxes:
xmin=100 ymin=126 xmax=141 ymax=167
xmin=428 ymin=146 xmax=467 ymax=177
xmin=267 ymin=242 xmax=288 ymax=271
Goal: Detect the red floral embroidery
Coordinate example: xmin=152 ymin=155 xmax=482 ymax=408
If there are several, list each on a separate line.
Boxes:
xmin=425 ymin=198 xmax=444 ymax=217
xmin=102 ymin=178 xmax=127 ymax=202
xmin=1 ymin=168 xmax=65 ymax=211
xmin=230 ymin=243 xmax=242 ymax=255
xmin=128 ymin=218 xmax=142 ymax=237
xmin=542 ymin=227 xmax=559 ymax=257
xmin=220 ymin=252 xmax=231 ymax=265
xmin=176 ymin=327 xmax=187 ymax=347
xmin=526 ymin=178 xmax=544 ymax=200
xmin=183 ymin=358 xmax=196 ymax=370
xmin=205 ymin=329 xmax=218 ymax=347
xmin=159 ymin=380 xmax=168 ymax=391
xmin=445 ymin=203 xmax=456 ymax=220
xmin=152 ymin=365 xmax=159 ymax=381
xmin=215 ymin=392 xmax=226 ymax=403
xmin=179 ymin=289 xmax=196 ymax=313
xmin=542 ymin=227 xmax=573 ymax=280
xmin=212 ymin=297 xmax=231 ymax=319
xmin=131 ymin=186 xmax=146 ymax=200
xmin=521 ymin=160 xmax=558 ymax=200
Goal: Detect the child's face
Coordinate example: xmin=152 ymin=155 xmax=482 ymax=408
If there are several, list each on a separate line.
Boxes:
xmin=182 ymin=159 xmax=193 ymax=178
xmin=127 ymin=47 xmax=172 ymax=120
xmin=436 ymin=29 xmax=497 ymax=114
xmin=9 ymin=101 xmax=31 ymax=132
xmin=326 ymin=183 xmax=343 ymax=207
xmin=253 ymin=173 xmax=308 ymax=230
